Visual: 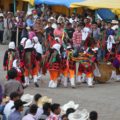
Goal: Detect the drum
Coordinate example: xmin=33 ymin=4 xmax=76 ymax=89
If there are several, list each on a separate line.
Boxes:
xmin=94 ymin=63 xmax=115 ymax=83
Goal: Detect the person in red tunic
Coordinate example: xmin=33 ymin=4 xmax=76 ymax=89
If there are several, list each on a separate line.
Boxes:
xmin=68 ymin=51 xmax=76 ymax=88
xmin=23 ymin=39 xmax=39 ymax=87
xmin=60 ymin=45 xmax=76 ymax=88
xmin=3 ymin=42 xmax=16 ymax=71
xmin=48 ymin=43 xmax=61 ymax=88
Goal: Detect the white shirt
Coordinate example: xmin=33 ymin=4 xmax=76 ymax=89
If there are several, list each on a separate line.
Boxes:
xmin=22 ymin=114 xmax=35 ymax=120
xmin=4 ymin=100 xmax=14 ymax=120
xmin=34 ymin=107 xmax=43 ymax=120
xmin=82 ymin=27 xmax=91 ymax=41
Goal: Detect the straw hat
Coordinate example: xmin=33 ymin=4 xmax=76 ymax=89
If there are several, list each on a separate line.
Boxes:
xmin=68 ymin=109 xmax=89 ymax=120
xmin=112 ymin=25 xmax=119 ymax=30
xmin=111 ymin=20 xmax=119 ymax=24
xmin=37 ymin=96 xmax=52 ymax=107
xmin=2 ymin=96 xmax=10 ymax=103
xmin=21 ymin=94 xmax=34 ymax=106
xmin=49 ymin=17 xmax=55 ymax=20
xmin=7 ymin=12 xmax=13 ymax=15
xmin=57 ymin=16 xmax=65 ymax=23
xmin=26 ymin=26 xmax=31 ymax=30
xmin=48 ymin=17 xmax=56 ymax=22
xmin=61 ymin=101 xmax=79 ymax=114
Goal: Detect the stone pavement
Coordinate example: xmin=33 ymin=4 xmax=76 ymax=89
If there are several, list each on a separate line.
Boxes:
xmin=0 ymin=45 xmax=120 ymax=120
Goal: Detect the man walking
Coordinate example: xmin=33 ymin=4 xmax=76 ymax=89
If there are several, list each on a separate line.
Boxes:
xmin=3 ymin=12 xmax=13 ymax=44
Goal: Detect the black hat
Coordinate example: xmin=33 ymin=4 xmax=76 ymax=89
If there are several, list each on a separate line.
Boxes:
xmin=12 ymin=100 xmax=26 ymax=110
xmin=7 ymin=68 xmax=17 ymax=79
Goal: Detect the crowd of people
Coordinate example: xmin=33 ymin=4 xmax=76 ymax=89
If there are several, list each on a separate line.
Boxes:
xmin=0 ymin=89 xmax=98 ymax=120
xmin=1 ymin=5 xmax=120 ymax=89
xmin=1 ymin=4 xmax=120 ymax=120
xmin=0 ymin=69 xmax=98 ymax=120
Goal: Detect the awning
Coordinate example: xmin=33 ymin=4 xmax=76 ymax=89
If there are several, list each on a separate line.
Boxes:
xmin=35 ymin=0 xmax=84 ymax=8
xmin=22 ymin=0 xmax=34 ymax=5
xmin=71 ymin=0 xmax=120 ymax=9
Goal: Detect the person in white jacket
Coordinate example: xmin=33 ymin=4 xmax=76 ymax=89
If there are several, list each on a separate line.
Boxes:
xmin=107 ymin=35 xmax=115 ymax=52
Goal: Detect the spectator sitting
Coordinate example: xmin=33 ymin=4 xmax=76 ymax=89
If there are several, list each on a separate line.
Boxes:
xmin=34 ymin=93 xmax=43 ymax=120
xmin=62 ymin=114 xmax=68 ymax=120
xmin=8 ymin=100 xmax=26 ymax=120
xmin=39 ymin=102 xmax=51 ymax=120
xmin=24 ymin=93 xmax=43 ymax=119
xmin=47 ymin=103 xmax=61 ymax=120
xmin=34 ymin=93 xmax=42 ymax=105
xmin=89 ymin=111 xmax=98 ymax=120
xmin=22 ymin=104 xmax=38 ymax=120
xmin=21 ymin=94 xmax=34 ymax=117
xmin=3 ymin=92 xmax=20 ymax=120
xmin=0 ymin=96 xmax=9 ymax=120
xmin=4 ymin=68 xmax=24 ymax=96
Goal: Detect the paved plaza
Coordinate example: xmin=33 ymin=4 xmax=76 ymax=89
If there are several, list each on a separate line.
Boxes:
xmin=0 ymin=45 xmax=120 ymax=120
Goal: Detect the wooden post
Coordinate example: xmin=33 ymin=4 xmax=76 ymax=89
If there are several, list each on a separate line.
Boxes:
xmin=16 ymin=27 xmax=19 ymax=47
xmin=75 ymin=62 xmax=80 ymax=82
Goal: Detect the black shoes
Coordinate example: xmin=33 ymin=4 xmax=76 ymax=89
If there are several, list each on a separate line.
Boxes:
xmin=34 ymin=83 xmax=39 ymax=87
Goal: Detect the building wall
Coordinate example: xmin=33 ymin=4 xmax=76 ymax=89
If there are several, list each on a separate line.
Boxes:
xmin=52 ymin=6 xmax=83 ymax=16
xmin=0 ymin=0 xmax=26 ymax=12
